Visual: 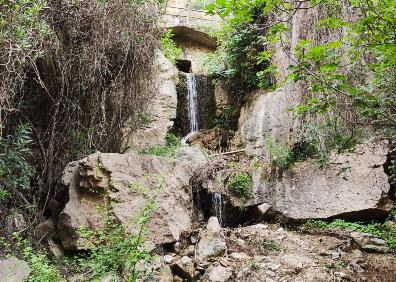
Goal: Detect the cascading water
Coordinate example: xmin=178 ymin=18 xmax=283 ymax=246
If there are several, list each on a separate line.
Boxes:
xmin=182 ymin=73 xmax=199 ymax=143
xmin=212 ymin=192 xmax=223 ymax=226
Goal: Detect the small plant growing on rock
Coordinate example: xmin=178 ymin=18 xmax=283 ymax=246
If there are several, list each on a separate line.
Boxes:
xmin=141 ymin=132 xmax=181 ymax=159
xmin=160 ymin=28 xmax=181 ymax=65
xmin=228 ymin=172 xmax=252 ymax=199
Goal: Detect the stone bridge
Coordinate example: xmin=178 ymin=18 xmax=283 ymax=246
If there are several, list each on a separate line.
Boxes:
xmin=162 ymin=0 xmax=222 ymax=30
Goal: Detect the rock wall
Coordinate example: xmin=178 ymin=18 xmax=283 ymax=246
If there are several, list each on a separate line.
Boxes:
xmin=236 ymin=3 xmax=355 ymax=158
xmin=122 ymin=50 xmax=178 ymax=151
xmin=192 ymin=140 xmax=393 ymax=225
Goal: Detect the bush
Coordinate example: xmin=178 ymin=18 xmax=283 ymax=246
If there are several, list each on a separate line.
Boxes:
xmin=141 ymin=133 xmax=181 ymax=159
xmin=264 ymin=136 xmax=294 ymax=172
xmin=228 ymin=173 xmax=251 ymax=199
xmin=0 ymin=123 xmax=34 ymax=199
xmin=160 ymin=28 xmax=181 ymax=65
xmin=13 ymin=233 xmax=61 ymax=282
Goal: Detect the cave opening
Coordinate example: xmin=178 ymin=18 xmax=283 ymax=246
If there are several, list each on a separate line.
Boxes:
xmin=176 ymin=59 xmax=192 ymax=73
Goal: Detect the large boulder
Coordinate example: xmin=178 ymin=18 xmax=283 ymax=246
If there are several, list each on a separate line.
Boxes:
xmin=270 ymin=139 xmax=393 ymax=220
xmin=193 ymin=140 xmax=393 ymax=222
xmin=122 ymin=50 xmax=178 ymax=151
xmin=58 ymin=147 xmax=207 ymax=250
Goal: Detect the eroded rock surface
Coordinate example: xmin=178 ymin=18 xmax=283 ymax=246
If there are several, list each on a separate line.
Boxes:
xmin=192 ymin=140 xmax=392 ymax=223
xmin=58 ymin=147 xmax=207 ymax=250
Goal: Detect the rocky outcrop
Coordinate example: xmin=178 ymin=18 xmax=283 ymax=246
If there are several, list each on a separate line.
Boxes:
xmin=146 ymin=223 xmax=396 ymax=281
xmin=270 ymin=140 xmax=392 ymax=220
xmin=237 ymin=85 xmax=302 ymax=158
xmin=122 ymin=50 xmax=178 ymax=151
xmin=58 ymin=147 xmax=207 ymax=250
xmin=188 ymin=128 xmax=234 ymax=152
xmin=193 ymin=140 xmax=393 ymax=224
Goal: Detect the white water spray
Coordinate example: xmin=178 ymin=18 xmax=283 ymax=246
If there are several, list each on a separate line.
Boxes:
xmin=213 ymin=192 xmax=223 ymax=226
xmin=182 ymin=73 xmax=198 ymax=143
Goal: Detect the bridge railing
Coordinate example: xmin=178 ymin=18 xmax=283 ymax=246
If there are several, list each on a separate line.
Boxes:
xmin=162 ymin=4 xmax=222 ymax=27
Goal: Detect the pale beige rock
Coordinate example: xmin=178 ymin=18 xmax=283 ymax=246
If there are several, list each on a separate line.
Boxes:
xmin=196 ymin=217 xmax=227 ymax=260
xmin=58 ymin=147 xmax=207 ymax=250
xmin=0 ymin=257 xmax=30 ymax=282
xmin=171 ymin=256 xmax=195 ymax=281
xmin=351 ymin=232 xmax=390 ymax=253
xmin=196 ymin=140 xmax=392 ymax=221
xmin=207 ymin=265 xmax=232 ymax=282
xmin=123 ymin=50 xmax=178 ymax=151
xmin=237 ymin=85 xmax=301 ymax=158
xmin=270 ymin=140 xmax=392 ymax=220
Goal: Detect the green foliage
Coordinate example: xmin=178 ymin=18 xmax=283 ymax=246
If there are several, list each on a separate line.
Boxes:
xmin=141 ymin=133 xmax=181 ymax=159
xmin=388 ymin=160 xmax=396 ymax=185
xmin=289 ymin=0 xmax=396 ymax=141
xmin=264 ymin=136 xmax=294 ymax=171
xmin=261 ymin=239 xmax=280 ymax=252
xmin=217 ymin=107 xmax=233 ymax=129
xmin=228 ymin=172 xmax=251 ymax=199
xmin=0 ymin=0 xmax=50 ymax=63
xmin=65 ymin=129 xmax=92 ymax=163
xmin=13 ymin=233 xmax=61 ymax=282
xmin=208 ymin=0 xmax=396 ymax=159
xmin=160 ymin=28 xmax=181 ymax=65
xmin=0 ymin=123 xmax=34 ymax=199
xmin=304 ymin=219 xmax=396 ymax=250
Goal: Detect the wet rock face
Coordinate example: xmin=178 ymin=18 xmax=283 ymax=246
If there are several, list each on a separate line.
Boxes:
xmin=192 ymin=140 xmax=393 ymax=225
xmin=57 ymin=147 xmax=207 ymax=250
xmin=237 ymin=86 xmax=302 ymax=159
xmin=174 ymin=73 xmax=216 ymax=136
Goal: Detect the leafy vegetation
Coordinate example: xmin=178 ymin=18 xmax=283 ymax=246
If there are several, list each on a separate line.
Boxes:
xmin=304 ymin=219 xmax=396 ymax=250
xmin=141 ymin=132 xmax=182 ymax=158
xmin=207 ymin=0 xmax=396 ymax=165
xmin=161 ymin=28 xmax=182 ymax=65
xmin=0 ymin=123 xmax=34 ymax=200
xmin=228 ymin=172 xmax=252 ymax=199
xmin=12 ymin=233 xmax=62 ymax=282
xmin=264 ymin=136 xmax=294 ymax=172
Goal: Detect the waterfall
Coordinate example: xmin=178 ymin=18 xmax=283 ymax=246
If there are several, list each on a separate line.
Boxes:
xmin=212 ymin=192 xmax=223 ymax=226
xmin=182 ymin=73 xmax=198 ymax=143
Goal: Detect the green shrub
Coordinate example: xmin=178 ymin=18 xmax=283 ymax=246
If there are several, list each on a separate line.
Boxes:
xmin=217 ymin=107 xmax=233 ymax=129
xmin=13 ymin=233 xmax=61 ymax=282
xmin=160 ymin=28 xmax=181 ymax=65
xmin=141 ymin=133 xmax=181 ymax=159
xmin=0 ymin=123 xmax=34 ymax=199
xmin=228 ymin=173 xmax=251 ymax=199
xmin=264 ymin=136 xmax=294 ymax=171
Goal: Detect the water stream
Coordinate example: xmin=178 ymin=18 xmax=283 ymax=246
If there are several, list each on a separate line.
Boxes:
xmin=182 ymin=73 xmax=199 ymax=143
xmin=212 ymin=192 xmax=223 ymax=226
